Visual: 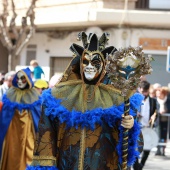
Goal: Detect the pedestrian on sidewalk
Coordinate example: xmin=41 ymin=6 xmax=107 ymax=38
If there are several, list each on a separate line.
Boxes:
xmin=133 ymin=80 xmax=157 ymax=170
xmin=155 ymin=86 xmax=170 ymax=156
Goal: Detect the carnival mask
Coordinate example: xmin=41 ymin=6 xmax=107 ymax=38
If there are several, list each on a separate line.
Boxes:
xmin=17 ymin=71 xmax=28 ymax=89
xmin=82 ymin=51 xmax=104 ymax=81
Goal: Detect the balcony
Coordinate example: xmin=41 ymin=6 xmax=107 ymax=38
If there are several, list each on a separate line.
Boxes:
xmin=34 ymin=0 xmax=170 ymax=30
xmin=1 ymin=0 xmax=170 ymax=30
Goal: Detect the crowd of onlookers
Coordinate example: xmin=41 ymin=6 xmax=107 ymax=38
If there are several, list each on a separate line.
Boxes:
xmin=149 ymin=82 xmax=170 ymax=154
xmin=132 ymin=76 xmax=170 ymax=170
xmin=139 ymin=76 xmax=170 ymax=149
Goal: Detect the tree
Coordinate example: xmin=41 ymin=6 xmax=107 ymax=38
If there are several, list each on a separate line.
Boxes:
xmin=0 ymin=0 xmax=37 ymax=71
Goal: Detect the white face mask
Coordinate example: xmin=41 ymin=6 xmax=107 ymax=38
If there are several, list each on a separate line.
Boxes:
xmin=82 ymin=52 xmax=103 ymax=81
xmin=17 ymin=71 xmax=28 ymax=89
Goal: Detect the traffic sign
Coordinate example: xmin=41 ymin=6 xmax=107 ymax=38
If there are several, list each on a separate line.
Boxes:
xmin=166 ymin=46 xmax=170 ymax=73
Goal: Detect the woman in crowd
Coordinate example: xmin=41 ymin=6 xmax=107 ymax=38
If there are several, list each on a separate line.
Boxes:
xmin=155 ymin=86 xmax=170 ymax=156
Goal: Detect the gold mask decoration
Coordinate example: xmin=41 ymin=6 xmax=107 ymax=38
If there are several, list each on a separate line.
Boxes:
xmin=82 ymin=50 xmax=104 ymax=81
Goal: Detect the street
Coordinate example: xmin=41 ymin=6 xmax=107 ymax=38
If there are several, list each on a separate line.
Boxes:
xmin=141 ymin=142 xmax=170 ymax=170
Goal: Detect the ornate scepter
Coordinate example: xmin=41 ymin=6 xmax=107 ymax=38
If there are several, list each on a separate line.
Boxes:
xmin=106 ymin=46 xmax=153 ymax=170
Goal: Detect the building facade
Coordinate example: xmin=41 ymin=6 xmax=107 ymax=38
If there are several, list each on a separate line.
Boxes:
xmin=1 ymin=0 xmax=170 ymax=85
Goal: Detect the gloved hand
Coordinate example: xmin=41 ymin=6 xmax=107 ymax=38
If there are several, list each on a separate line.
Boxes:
xmin=121 ymin=114 xmax=134 ymax=129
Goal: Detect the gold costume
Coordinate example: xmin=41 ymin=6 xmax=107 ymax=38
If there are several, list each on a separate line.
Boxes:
xmin=27 ymin=32 xmax=143 ymax=170
xmin=0 ymin=68 xmax=42 ymax=170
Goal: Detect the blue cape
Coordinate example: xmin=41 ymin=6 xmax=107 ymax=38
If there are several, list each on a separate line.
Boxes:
xmin=0 ymin=67 xmax=42 ymax=159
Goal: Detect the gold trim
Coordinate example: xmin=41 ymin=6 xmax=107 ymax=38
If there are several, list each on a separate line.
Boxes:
xmin=78 ymin=86 xmax=86 ymax=170
xmin=78 ymin=128 xmax=86 ymax=170
xmin=0 ymin=138 xmax=6 ymax=169
xmin=31 ymin=156 xmax=56 ymax=166
xmin=19 ymin=70 xmax=32 ymax=89
xmin=33 ymin=155 xmax=56 ymax=160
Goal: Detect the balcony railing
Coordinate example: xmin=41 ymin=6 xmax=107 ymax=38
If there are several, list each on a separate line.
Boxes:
xmin=135 ymin=0 xmax=149 ymax=9
xmin=136 ymin=0 xmax=170 ymax=11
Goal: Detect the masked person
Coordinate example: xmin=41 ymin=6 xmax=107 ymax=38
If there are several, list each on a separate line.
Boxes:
xmin=27 ymin=32 xmax=143 ymax=170
xmin=0 ymin=68 xmax=42 ymax=170
xmin=34 ymin=79 xmax=49 ymax=94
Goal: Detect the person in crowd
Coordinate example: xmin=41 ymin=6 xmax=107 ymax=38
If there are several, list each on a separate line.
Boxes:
xmin=149 ymin=83 xmax=161 ymax=100
xmin=153 ymin=83 xmax=161 ymax=91
xmin=149 ymin=84 xmax=157 ymax=98
xmin=0 ymin=68 xmax=42 ymax=170
xmin=27 ymin=32 xmax=144 ymax=170
xmin=0 ymin=71 xmax=6 ymax=85
xmin=155 ymin=86 xmax=170 ymax=156
xmin=0 ymin=71 xmax=15 ymax=101
xmin=133 ymin=80 xmax=157 ymax=170
xmin=136 ymin=75 xmax=147 ymax=93
xmin=30 ymin=60 xmax=44 ymax=81
xmin=34 ymin=79 xmax=49 ymax=94
xmin=49 ymin=73 xmax=62 ymax=88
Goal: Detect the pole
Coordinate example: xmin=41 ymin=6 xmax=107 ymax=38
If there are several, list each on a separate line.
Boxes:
xmin=122 ymin=99 xmax=130 ymax=170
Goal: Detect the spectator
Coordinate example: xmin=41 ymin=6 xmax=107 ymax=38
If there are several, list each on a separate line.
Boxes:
xmin=133 ymin=80 xmax=157 ymax=170
xmin=34 ymin=79 xmax=49 ymax=94
xmin=0 ymin=71 xmax=6 ymax=85
xmin=155 ymin=86 xmax=170 ymax=156
xmin=0 ymin=71 xmax=15 ymax=101
xmin=153 ymin=83 xmax=161 ymax=90
xmin=149 ymin=84 xmax=157 ymax=98
xmin=30 ymin=60 xmax=44 ymax=81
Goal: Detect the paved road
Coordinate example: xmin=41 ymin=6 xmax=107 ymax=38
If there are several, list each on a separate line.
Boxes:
xmin=143 ymin=152 xmax=170 ymax=170
xmin=141 ymin=142 xmax=170 ymax=170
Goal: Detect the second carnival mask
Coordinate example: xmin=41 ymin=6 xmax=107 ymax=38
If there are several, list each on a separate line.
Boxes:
xmin=17 ymin=71 xmax=28 ymax=89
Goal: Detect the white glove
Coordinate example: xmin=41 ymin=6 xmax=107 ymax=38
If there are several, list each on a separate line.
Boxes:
xmin=121 ymin=114 xmax=134 ymax=129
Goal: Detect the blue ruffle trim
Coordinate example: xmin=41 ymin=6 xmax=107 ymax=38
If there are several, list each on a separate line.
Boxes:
xmin=117 ymin=120 xmax=141 ymax=166
xmin=42 ymin=89 xmax=143 ymax=130
xmin=26 ymin=166 xmax=58 ymax=170
xmin=2 ymin=94 xmax=42 ymax=111
xmin=41 ymin=89 xmax=143 ymax=166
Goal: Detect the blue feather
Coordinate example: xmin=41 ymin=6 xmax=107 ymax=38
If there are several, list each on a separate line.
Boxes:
xmin=26 ymin=165 xmax=58 ymax=170
xmin=41 ymin=89 xmax=143 ymax=166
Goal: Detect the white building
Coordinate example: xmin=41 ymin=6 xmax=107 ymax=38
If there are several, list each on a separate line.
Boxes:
xmin=1 ymin=0 xmax=170 ymax=85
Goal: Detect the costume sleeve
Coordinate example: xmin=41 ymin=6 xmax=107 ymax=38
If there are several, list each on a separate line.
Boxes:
xmin=26 ymin=106 xmax=59 ymax=170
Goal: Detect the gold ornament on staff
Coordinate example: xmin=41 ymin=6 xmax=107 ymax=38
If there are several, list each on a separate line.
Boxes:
xmin=106 ymin=46 xmax=153 ymax=170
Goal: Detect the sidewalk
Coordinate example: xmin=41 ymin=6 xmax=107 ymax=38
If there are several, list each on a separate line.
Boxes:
xmin=142 ymin=141 xmax=170 ymax=170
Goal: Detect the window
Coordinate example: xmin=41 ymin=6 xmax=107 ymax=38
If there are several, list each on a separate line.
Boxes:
xmin=26 ymin=44 xmax=37 ymax=65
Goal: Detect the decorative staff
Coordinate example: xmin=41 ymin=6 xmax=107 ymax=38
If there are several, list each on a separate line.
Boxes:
xmin=106 ymin=46 xmax=153 ymax=170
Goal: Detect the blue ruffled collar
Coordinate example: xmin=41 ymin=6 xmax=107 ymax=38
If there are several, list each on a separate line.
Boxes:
xmin=42 ymin=89 xmax=143 ymax=166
